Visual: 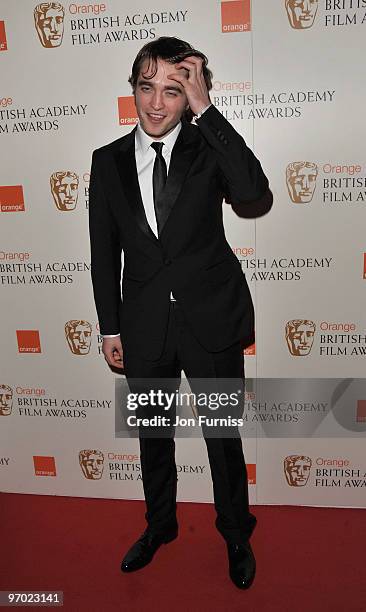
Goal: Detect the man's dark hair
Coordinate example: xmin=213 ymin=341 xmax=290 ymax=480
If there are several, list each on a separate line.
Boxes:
xmin=128 ymin=36 xmax=213 ymax=123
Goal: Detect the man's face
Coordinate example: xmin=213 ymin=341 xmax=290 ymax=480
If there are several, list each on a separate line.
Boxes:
xmin=68 ymin=324 xmax=91 ymax=354
xmin=286 ymin=0 xmax=318 ymax=29
xmin=285 ymin=457 xmax=311 ymax=486
xmin=134 ymin=58 xmax=189 ymax=139
xmin=53 ymin=175 xmax=78 ymax=210
xmin=287 ymin=166 xmax=317 ymax=203
xmin=287 ymin=323 xmax=315 ymax=356
xmin=38 ymin=8 xmax=64 ymax=47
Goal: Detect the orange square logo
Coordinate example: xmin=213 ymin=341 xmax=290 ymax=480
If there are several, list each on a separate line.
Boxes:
xmin=363 ymin=253 xmax=366 ymax=279
xmin=247 ymin=463 xmax=256 ymax=485
xmin=16 ymin=330 xmax=41 ymax=354
xmin=244 ymin=342 xmax=256 ymax=356
xmin=0 ymin=185 xmax=25 ymax=212
xmin=221 ymin=0 xmax=251 ymax=33
xmin=118 ymin=96 xmax=138 ymax=126
xmin=34 ymin=456 xmax=56 ymax=476
xmin=0 ymin=21 xmax=7 ymax=51
xmin=356 ymin=400 xmax=366 ymax=423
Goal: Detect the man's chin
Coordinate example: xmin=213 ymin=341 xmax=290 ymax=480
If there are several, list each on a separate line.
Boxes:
xmin=140 ymin=118 xmax=175 ymax=139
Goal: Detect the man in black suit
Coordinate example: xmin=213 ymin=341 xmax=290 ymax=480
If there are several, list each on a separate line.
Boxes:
xmin=89 ymin=36 xmax=272 ymax=589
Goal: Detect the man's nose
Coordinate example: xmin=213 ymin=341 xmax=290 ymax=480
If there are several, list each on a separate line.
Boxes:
xmin=302 ymin=0 xmax=311 ymax=13
xmin=151 ymin=91 xmax=164 ymax=110
xmin=65 ymin=185 xmax=72 ymax=197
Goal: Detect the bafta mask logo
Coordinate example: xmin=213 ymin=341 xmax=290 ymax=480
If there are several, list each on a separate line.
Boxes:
xmin=0 ymin=384 xmax=13 ymax=416
xmin=285 ymin=319 xmax=316 ymax=356
xmin=34 ymin=3 xmax=65 ymax=48
xmin=65 ymin=320 xmax=92 ymax=355
xmin=284 ymin=455 xmax=312 ymax=486
xmin=79 ymin=449 xmax=104 ymax=480
xmin=285 ymin=0 xmax=318 ymax=29
xmin=50 ymin=172 xmax=79 ymax=211
xmin=286 ymin=162 xmax=318 ymax=203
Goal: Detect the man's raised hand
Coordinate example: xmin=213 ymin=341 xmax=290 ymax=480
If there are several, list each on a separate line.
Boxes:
xmin=167 ymin=56 xmax=210 ymax=116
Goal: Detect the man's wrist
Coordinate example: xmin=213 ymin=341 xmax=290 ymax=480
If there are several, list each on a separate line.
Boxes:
xmin=193 ymin=103 xmax=212 ymax=119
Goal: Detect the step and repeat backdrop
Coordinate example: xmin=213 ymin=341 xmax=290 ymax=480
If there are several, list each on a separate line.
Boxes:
xmin=1 ymin=0 xmax=365 ymax=508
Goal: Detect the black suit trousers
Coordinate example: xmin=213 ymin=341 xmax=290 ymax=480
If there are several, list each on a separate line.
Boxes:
xmin=123 ymin=301 xmax=257 ymax=545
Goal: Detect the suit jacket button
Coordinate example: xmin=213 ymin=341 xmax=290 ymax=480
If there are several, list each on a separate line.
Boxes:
xmin=164 ymin=258 xmax=172 ymax=265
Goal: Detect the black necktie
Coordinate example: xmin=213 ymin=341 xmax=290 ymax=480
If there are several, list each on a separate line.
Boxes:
xmin=151 ymin=141 xmax=167 ymax=235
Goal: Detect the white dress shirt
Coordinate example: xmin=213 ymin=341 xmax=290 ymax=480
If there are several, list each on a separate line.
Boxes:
xmin=135 ymin=120 xmax=182 ymax=237
xmin=135 ymin=121 xmax=182 ymax=304
xmin=103 ymin=105 xmax=211 ymax=339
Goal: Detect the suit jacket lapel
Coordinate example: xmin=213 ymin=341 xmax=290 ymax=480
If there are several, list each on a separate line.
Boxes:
xmin=158 ymin=120 xmax=199 ymax=236
xmin=113 ymin=120 xmax=199 ymax=242
xmin=113 ymin=129 xmax=158 ymax=243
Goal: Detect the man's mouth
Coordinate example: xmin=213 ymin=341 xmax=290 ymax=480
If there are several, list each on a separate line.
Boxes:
xmin=147 ymin=113 xmax=166 ymax=123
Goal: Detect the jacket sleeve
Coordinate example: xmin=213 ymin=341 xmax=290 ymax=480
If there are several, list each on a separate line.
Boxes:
xmin=195 ymin=104 xmax=272 ymax=209
xmin=88 ymin=150 xmax=122 ymax=335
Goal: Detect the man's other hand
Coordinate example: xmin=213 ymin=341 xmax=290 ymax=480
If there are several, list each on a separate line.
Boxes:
xmin=102 ymin=336 xmax=124 ymax=369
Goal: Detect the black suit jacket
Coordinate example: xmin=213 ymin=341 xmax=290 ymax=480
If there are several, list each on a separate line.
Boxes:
xmin=89 ymin=105 xmax=272 ymax=360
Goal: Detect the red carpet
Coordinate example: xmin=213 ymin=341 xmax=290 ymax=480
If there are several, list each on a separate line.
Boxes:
xmin=1 ymin=493 xmax=365 ymax=611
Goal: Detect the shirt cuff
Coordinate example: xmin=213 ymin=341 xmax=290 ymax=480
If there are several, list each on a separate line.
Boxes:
xmin=102 ymin=333 xmax=120 ymax=338
xmin=194 ymin=103 xmax=212 ymax=119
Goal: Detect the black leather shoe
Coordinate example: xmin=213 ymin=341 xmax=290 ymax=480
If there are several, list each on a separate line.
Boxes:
xmin=121 ymin=529 xmax=177 ymax=573
xmin=227 ymin=540 xmax=256 ymax=589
